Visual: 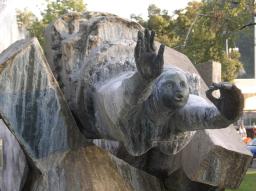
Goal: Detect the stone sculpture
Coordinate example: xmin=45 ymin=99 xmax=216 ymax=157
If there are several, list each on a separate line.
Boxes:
xmin=0 ymin=38 xmax=164 ymax=191
xmin=94 ymin=29 xmax=244 ymax=156
xmin=43 ymin=12 xmax=251 ymax=190
xmin=0 ymin=12 xmax=252 ymax=191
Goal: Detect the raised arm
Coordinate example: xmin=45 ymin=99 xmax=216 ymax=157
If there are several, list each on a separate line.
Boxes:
xmin=122 ymin=29 xmax=165 ymax=104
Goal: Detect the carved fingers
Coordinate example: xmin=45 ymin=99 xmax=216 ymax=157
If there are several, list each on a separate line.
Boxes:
xmin=207 ymin=82 xmax=229 ymax=98
xmin=206 ymin=82 xmax=244 ymax=120
xmin=149 ymin=30 xmax=156 ymax=51
xmin=206 ymin=87 xmax=218 ymax=106
xmin=135 ymin=30 xmax=156 ymax=61
xmin=135 ymin=29 xmax=165 ymax=80
xmin=209 ymin=82 xmax=233 ymax=91
xmin=144 ymin=29 xmax=156 ymax=52
xmin=154 ymin=44 xmax=165 ymax=73
xmin=135 ymin=31 xmax=143 ymax=64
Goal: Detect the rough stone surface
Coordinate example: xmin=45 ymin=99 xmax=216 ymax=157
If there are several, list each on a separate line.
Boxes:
xmin=44 ymin=12 xmax=142 ymax=138
xmin=0 ymin=38 xmax=85 ymax=160
xmin=0 ymin=36 xmax=165 ymax=191
xmin=182 ymin=127 xmax=251 ymax=188
xmin=43 ymin=12 xmax=252 ymax=190
xmin=0 ymin=11 xmax=251 ymax=191
xmin=0 ymin=119 xmax=28 ymax=191
xmin=26 ymin=145 xmax=164 ymax=191
xmin=43 ymin=11 xmax=205 ymax=156
xmin=196 ymin=60 xmax=222 ymax=86
xmin=94 ymin=127 xmax=252 ymax=190
xmin=44 ymin=12 xmax=205 ymax=139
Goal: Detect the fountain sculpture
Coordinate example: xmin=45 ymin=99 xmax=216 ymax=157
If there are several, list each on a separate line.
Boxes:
xmin=0 ymin=12 xmax=252 ymax=191
xmin=94 ymin=29 xmax=244 ymax=157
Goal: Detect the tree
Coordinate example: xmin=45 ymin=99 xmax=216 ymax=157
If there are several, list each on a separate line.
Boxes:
xmin=132 ymin=4 xmax=181 ymax=47
xmin=148 ymin=4 xmax=161 ymax=16
xmin=177 ymin=0 xmax=253 ymax=80
xmin=16 ymin=10 xmax=45 ymax=44
xmin=132 ymin=1 xmax=254 ymax=81
xmin=130 ymin=14 xmax=146 ymax=26
xmin=42 ymin=0 xmax=85 ymax=24
xmin=222 ymin=50 xmax=243 ymax=81
xmin=16 ymin=9 xmax=38 ymax=31
xmin=17 ymin=0 xmax=86 ymax=47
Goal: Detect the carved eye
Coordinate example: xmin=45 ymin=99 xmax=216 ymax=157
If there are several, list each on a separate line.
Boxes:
xmin=167 ymin=82 xmax=174 ymax=88
xmin=180 ymin=81 xmax=186 ymax=88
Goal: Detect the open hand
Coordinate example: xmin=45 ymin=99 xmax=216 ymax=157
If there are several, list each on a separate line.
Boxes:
xmin=135 ymin=29 xmax=165 ymax=81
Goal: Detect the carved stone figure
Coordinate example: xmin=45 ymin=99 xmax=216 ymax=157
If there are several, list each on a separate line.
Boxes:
xmin=94 ymin=29 xmax=244 ymax=157
xmin=0 ymin=11 xmax=252 ymax=191
xmin=0 ymin=12 xmax=246 ymax=191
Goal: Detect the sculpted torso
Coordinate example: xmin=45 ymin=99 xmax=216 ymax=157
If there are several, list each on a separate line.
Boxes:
xmin=94 ymin=29 xmax=244 ymax=156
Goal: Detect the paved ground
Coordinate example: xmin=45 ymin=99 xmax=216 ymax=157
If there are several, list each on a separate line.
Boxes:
xmin=247 ymin=169 xmax=256 ymax=174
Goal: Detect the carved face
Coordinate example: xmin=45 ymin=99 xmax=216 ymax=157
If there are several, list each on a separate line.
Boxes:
xmin=156 ymin=70 xmax=189 ymax=109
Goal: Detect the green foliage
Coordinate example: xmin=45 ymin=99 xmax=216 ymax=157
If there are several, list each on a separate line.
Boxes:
xmin=132 ymin=1 xmax=254 ymax=81
xmin=16 ymin=0 xmax=86 ymax=47
xmin=42 ymin=0 xmax=85 ymax=24
xmin=236 ymin=27 xmax=254 ymax=78
xmin=222 ymin=50 xmax=243 ymax=81
xmin=132 ymin=4 xmax=180 ymax=47
xmin=130 ymin=14 xmax=146 ymax=26
xmin=16 ymin=9 xmax=37 ymax=30
xmin=148 ymin=4 xmax=161 ymax=16
xmin=175 ymin=0 xmax=252 ymax=66
xmin=16 ymin=9 xmax=45 ymax=45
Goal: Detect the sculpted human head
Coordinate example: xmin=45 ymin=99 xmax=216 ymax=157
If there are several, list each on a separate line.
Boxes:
xmin=154 ymin=69 xmax=189 ymax=109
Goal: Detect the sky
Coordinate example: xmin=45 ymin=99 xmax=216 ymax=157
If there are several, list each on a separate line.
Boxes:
xmin=85 ymin=0 xmax=200 ymax=19
xmin=12 ymin=0 xmax=200 ymax=20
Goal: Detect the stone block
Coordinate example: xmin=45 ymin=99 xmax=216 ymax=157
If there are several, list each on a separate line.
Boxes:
xmin=0 ymin=38 xmax=85 ymax=160
xmin=27 ymin=146 xmax=164 ymax=191
xmin=0 ymin=119 xmax=28 ymax=191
